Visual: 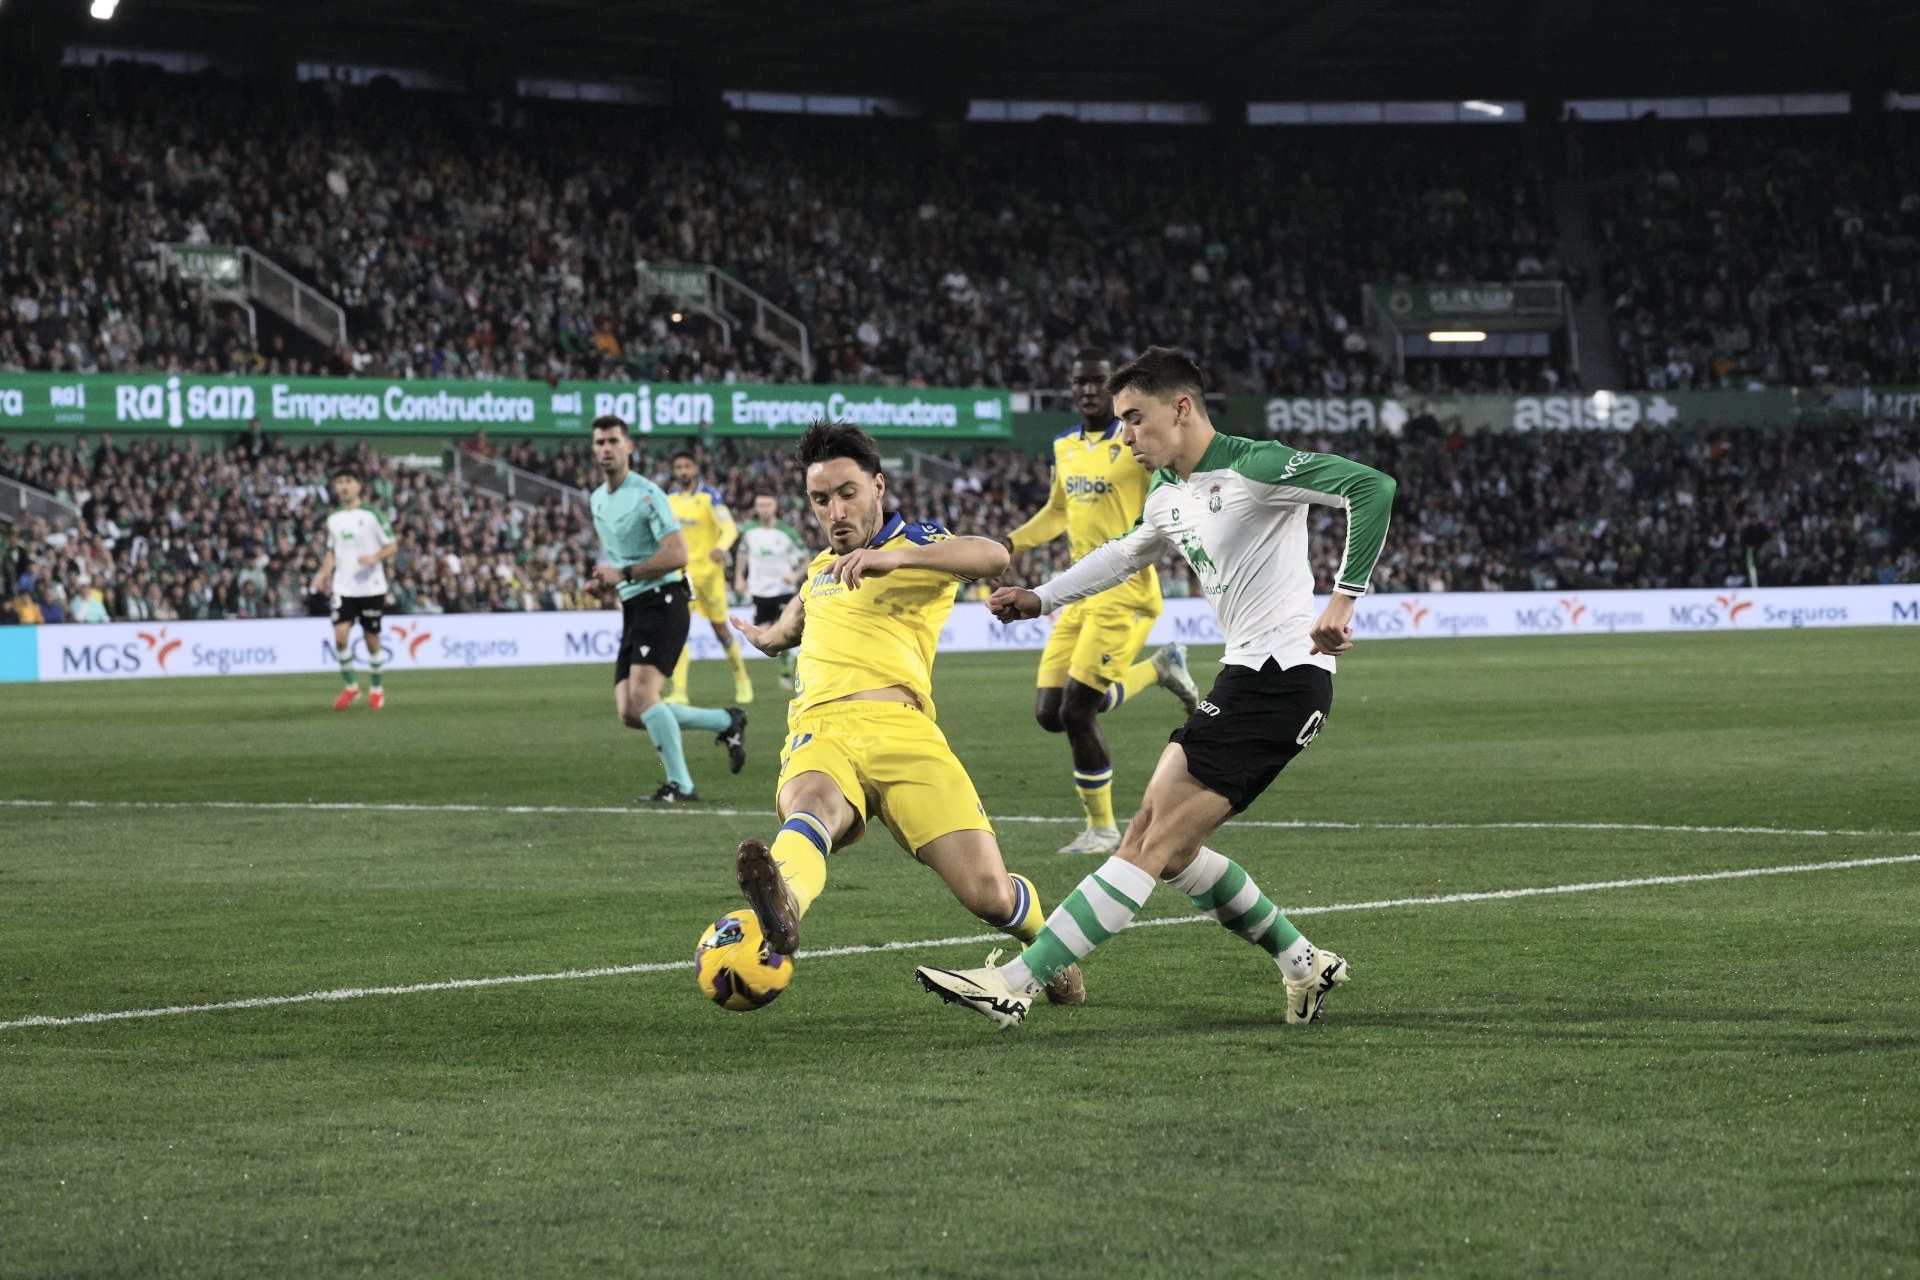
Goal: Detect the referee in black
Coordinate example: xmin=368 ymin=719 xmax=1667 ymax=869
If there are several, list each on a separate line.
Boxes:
xmin=587 ymin=414 xmax=746 ymax=803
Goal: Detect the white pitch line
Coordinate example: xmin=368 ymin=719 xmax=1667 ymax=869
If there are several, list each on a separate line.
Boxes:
xmin=4 ymin=853 xmax=1916 ymax=1033
xmin=3 ymin=797 xmax=1916 ymax=841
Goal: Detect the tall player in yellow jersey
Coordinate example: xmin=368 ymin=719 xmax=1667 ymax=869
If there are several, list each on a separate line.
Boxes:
xmin=728 ymin=421 xmax=1083 ymax=1006
xmin=666 ymin=450 xmax=754 ymax=706
xmin=1005 ymin=350 xmax=1201 ymax=855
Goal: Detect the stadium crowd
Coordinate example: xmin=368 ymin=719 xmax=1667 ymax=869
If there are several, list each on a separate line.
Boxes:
xmin=1590 ymin=116 xmax=1920 ymax=391
xmin=0 ymin=432 xmax=605 ymax=625
xmin=9 ymin=63 xmax=1564 ymax=397
xmin=7 ymin=419 xmax=1914 ymax=627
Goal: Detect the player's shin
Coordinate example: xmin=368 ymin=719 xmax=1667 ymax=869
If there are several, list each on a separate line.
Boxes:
xmin=666 ymin=704 xmax=731 ymax=732
xmin=769 ymin=812 xmax=830 ymax=917
xmin=1166 ymin=846 xmax=1316 ymax=981
xmin=337 ymin=653 xmax=357 ymax=689
xmin=368 ymin=648 xmax=387 ymax=690
xmin=998 ymin=856 xmax=1154 ymax=992
xmin=638 ymin=702 xmax=695 ymax=792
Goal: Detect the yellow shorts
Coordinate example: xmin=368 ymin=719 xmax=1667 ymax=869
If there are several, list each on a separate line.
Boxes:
xmin=1036 ymin=601 xmax=1159 ymax=691
xmin=685 ymin=564 xmax=730 ymax=623
xmin=776 ymin=700 xmax=993 ymax=856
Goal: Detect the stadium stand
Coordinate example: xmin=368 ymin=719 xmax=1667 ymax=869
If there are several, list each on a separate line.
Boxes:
xmin=3 ymin=64 xmax=1562 ymax=393
xmin=5 ymin=420 xmax=1915 ymax=627
xmin=1587 ymin=115 xmax=1920 ymax=391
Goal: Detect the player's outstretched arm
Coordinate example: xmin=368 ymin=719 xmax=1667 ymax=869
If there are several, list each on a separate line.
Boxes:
xmin=1024 ymin=521 xmax=1169 ymax=615
xmin=732 ymin=591 xmax=805 ymax=655
xmin=827 ymin=535 xmax=1008 ymax=590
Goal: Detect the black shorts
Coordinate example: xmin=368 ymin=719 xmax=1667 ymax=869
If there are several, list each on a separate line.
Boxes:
xmin=752 ymin=592 xmax=795 ymax=626
xmin=1169 ymin=659 xmax=1334 ymax=813
xmin=330 ymin=594 xmax=385 ymax=633
xmin=615 ymin=584 xmax=691 ymax=683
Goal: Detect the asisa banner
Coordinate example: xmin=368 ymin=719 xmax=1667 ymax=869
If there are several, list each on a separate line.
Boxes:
xmin=6 ymin=584 xmax=1914 ymax=685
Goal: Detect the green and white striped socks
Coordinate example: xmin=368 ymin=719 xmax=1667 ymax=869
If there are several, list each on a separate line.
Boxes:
xmin=998 ymin=857 xmax=1155 ymax=992
xmin=995 ymin=848 xmax=1315 ymax=993
xmin=1169 ymin=846 xmax=1316 ymax=981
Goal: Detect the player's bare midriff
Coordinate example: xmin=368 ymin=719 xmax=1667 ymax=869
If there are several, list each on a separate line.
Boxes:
xmin=823 ymin=686 xmax=918 ymax=707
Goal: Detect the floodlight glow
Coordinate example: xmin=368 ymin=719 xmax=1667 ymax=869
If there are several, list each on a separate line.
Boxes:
xmin=1428 ymin=330 xmax=1488 ymax=343
xmin=89 ymin=0 xmax=119 ymax=18
xmin=1462 ymin=100 xmax=1504 ymax=116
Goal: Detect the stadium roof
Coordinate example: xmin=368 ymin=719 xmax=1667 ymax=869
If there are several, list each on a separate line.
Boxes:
xmin=15 ymin=0 xmax=1919 ymax=105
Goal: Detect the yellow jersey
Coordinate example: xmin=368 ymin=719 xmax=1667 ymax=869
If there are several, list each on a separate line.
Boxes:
xmin=667 ymin=484 xmax=738 ymax=565
xmin=794 ymin=513 xmax=962 ymax=721
xmin=1008 ymin=421 xmax=1160 ymax=615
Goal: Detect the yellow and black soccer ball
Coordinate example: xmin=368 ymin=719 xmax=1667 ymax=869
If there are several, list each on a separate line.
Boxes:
xmin=694 ymin=909 xmax=793 ymax=1011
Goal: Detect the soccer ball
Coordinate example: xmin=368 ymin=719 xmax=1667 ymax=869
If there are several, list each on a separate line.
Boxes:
xmin=694 ymin=910 xmax=793 ymax=1011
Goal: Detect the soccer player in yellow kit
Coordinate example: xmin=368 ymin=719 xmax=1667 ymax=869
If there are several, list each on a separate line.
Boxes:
xmin=665 ymin=450 xmax=754 ymax=706
xmin=1005 ymin=349 xmax=1201 ymax=855
xmin=728 ymin=421 xmax=1082 ymax=1006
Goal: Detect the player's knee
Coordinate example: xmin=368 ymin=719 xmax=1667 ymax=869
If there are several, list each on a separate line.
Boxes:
xmin=1058 ymin=700 xmax=1098 ymax=736
xmin=620 ymin=708 xmax=651 ymax=730
xmin=1034 ymin=706 xmax=1065 ymax=733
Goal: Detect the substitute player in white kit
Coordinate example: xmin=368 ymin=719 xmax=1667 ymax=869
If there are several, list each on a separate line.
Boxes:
xmin=310 ymin=468 xmax=398 ymax=711
xmin=733 ymin=492 xmax=810 ymax=689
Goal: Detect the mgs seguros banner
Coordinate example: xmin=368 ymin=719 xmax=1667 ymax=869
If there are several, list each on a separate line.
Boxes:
xmin=0 ymin=372 xmax=1013 ymax=440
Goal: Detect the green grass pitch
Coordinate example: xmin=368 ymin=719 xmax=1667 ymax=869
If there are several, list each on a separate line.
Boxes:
xmin=3 ymin=630 xmax=1918 ymax=1277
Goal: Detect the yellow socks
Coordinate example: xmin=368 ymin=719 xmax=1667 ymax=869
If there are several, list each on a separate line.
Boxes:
xmin=994 ymin=872 xmax=1047 ymax=943
xmin=772 ymin=812 xmax=831 ymax=916
xmin=1074 ymin=767 xmax=1116 ymax=830
xmin=1099 ymin=662 xmax=1159 ymax=712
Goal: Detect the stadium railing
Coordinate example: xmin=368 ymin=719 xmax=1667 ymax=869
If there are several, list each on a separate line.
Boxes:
xmin=0 ymin=474 xmax=81 ymax=529
xmin=447 ymin=446 xmax=590 ymax=515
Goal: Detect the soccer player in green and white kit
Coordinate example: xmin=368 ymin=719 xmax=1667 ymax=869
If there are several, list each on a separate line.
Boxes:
xmin=916 ymin=347 xmax=1397 ymax=1028
xmin=733 ymin=492 xmax=809 ymax=690
xmin=311 ymin=468 xmax=397 ymax=711
xmin=587 ymin=415 xmax=748 ymax=804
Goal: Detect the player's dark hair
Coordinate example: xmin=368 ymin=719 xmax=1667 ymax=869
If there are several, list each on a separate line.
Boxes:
xmin=590 ymin=414 xmax=629 ymax=436
xmin=334 ymin=466 xmax=359 ymax=483
xmin=1107 ymin=345 xmax=1205 ymax=404
xmin=796 ymin=421 xmax=882 ymax=478
xmin=1072 ymin=347 xmax=1112 ymax=368
xmin=670 ymin=448 xmax=699 ymax=466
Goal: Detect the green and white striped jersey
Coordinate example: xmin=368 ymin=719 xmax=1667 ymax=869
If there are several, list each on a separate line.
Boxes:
xmin=1033 ymin=433 xmax=1396 ymax=673
xmin=739 ymin=520 xmax=809 ymax=598
xmin=324 ymin=504 xmax=396 ymax=598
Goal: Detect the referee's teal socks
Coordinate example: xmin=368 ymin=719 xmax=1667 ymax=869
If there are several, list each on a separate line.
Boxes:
xmin=667 ymin=705 xmax=731 ymax=733
xmin=639 ymin=702 xmax=696 ymax=792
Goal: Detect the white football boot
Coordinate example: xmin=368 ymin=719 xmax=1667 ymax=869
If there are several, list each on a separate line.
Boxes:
xmin=1057 ymin=825 xmax=1121 ymax=855
xmin=1283 ymin=947 xmax=1350 ymax=1025
xmin=915 ymin=949 xmax=1035 ymax=1029
xmin=1151 ymin=643 xmax=1202 ymax=714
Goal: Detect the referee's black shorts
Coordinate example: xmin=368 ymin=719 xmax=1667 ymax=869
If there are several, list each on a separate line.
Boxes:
xmin=1169 ymin=659 xmax=1334 ymax=812
xmin=614 ymin=582 xmax=691 ymax=683
xmin=752 ymin=592 xmax=795 ymax=627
